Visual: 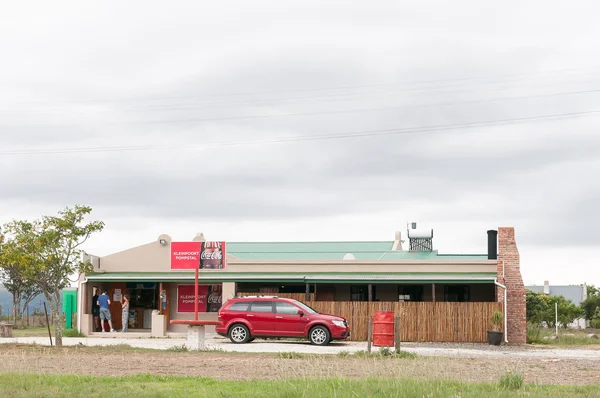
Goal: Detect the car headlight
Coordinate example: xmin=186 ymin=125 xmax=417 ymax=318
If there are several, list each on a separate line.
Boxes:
xmin=332 ymin=320 xmax=346 ymax=327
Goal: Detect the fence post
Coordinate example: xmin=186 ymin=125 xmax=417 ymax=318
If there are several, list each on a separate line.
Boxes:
xmin=43 ymin=302 xmax=53 ymax=347
xmin=394 ymin=316 xmax=401 ymax=351
xmin=367 ymin=316 xmax=373 ymax=353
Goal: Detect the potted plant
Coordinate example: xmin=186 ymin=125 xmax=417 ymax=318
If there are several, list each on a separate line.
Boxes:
xmin=487 ymin=310 xmax=504 ymax=346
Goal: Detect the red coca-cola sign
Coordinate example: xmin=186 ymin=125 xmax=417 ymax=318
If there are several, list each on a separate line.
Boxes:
xmin=171 ymin=241 xmax=227 ymax=270
xmin=176 ymin=284 xmax=222 ymax=313
xmin=177 ymin=284 xmax=209 ymax=312
xmin=200 ymin=242 xmax=226 ymax=270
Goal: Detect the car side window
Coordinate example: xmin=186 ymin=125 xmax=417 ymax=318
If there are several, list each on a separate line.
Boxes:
xmin=249 ymin=301 xmax=274 ymax=313
xmin=228 ymin=302 xmax=249 ymax=312
xmin=276 ymin=302 xmax=299 ymax=315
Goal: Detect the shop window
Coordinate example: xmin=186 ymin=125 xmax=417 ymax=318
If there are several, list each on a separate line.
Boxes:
xmin=126 ymin=282 xmax=157 ymax=309
xmin=397 ymin=286 xmax=424 ymax=302
xmin=444 ymin=285 xmax=470 ymax=302
xmin=351 ymin=285 xmax=376 ymax=301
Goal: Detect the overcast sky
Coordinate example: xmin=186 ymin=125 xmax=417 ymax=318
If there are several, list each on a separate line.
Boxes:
xmin=1 ymin=1 xmax=599 ymax=286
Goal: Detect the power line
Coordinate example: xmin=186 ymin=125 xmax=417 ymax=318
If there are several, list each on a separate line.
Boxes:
xmin=3 ymin=87 xmax=599 ymax=128
xmin=2 ymin=109 xmax=599 ymax=157
xmin=3 ymin=65 xmax=600 ymax=108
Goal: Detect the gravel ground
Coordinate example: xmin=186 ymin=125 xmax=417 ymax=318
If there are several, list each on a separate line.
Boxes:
xmin=1 ymin=336 xmax=599 ymax=360
xmin=1 ymin=344 xmax=599 ymax=385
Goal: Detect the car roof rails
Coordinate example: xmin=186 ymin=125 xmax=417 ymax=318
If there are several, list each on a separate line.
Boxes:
xmin=238 ymin=295 xmax=280 ymax=299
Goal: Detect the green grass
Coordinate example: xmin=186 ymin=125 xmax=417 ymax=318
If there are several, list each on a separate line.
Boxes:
xmin=0 ymin=374 xmax=599 ymax=398
xmin=527 ymin=324 xmax=600 ymax=346
xmin=12 ymin=327 xmax=54 ymax=338
xmin=499 ymin=371 xmax=524 ymax=390
xmin=352 ymin=347 xmax=419 ymax=359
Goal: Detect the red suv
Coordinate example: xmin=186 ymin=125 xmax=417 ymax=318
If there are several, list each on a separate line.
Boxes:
xmin=216 ymin=296 xmax=350 ymax=345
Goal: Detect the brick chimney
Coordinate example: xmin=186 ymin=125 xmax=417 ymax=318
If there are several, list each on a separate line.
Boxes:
xmin=496 ymin=227 xmax=526 ymax=344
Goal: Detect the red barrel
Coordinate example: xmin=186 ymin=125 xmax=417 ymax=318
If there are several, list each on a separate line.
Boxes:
xmin=372 ymin=311 xmax=395 ymax=347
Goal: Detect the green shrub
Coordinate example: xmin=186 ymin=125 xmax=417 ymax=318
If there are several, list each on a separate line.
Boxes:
xmin=526 ymin=323 xmax=543 ymax=344
xmin=591 ymin=308 xmax=600 ymax=329
xmin=62 ymin=329 xmax=86 ymax=338
xmin=491 ymin=311 xmax=503 ymax=331
xmin=498 ymin=370 xmax=524 ymax=390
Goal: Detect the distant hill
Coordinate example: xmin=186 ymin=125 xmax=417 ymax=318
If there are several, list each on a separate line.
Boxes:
xmin=0 ymin=285 xmax=50 ymax=317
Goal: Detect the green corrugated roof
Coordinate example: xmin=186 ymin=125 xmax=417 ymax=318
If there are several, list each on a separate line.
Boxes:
xmin=226 ymin=241 xmax=487 ymax=261
xmin=227 ymin=241 xmax=393 ymax=253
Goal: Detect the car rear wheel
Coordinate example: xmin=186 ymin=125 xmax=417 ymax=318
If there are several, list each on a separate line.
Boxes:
xmin=309 ymin=325 xmax=331 ymax=346
xmin=229 ymin=324 xmax=251 ymax=344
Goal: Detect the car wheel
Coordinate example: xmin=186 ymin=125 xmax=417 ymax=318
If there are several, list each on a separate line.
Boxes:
xmin=309 ymin=325 xmax=331 ymax=346
xmin=229 ymin=324 xmax=251 ymax=344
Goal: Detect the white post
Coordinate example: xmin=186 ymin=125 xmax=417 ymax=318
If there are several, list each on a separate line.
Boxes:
xmin=555 ymin=302 xmax=558 ymax=337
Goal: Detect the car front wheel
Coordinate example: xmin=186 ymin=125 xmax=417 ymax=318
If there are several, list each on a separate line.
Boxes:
xmin=309 ymin=325 xmax=331 ymax=346
xmin=229 ymin=324 xmax=251 ymax=344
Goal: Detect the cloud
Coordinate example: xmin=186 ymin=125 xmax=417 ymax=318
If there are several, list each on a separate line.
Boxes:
xmin=1 ymin=0 xmax=599 ymax=285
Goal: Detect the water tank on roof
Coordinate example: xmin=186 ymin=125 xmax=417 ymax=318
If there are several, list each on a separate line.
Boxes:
xmin=407 ymin=229 xmax=433 ymax=239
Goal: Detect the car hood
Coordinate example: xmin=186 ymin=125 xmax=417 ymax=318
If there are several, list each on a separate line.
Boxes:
xmin=317 ymin=313 xmax=346 ymax=321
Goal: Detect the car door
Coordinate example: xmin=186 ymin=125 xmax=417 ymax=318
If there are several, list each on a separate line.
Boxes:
xmin=247 ymin=301 xmax=275 ymax=336
xmin=274 ymin=301 xmax=306 ymax=336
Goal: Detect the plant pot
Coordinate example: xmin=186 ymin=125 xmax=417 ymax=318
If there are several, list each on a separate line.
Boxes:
xmin=487 ymin=330 xmax=503 ymax=346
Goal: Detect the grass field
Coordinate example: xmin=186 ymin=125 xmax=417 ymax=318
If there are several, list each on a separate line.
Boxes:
xmin=527 ymin=326 xmax=600 ymax=346
xmin=12 ymin=327 xmax=54 ymax=337
xmin=1 ymin=373 xmax=600 ymax=398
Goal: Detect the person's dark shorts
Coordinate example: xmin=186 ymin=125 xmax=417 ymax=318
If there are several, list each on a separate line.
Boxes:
xmin=99 ymin=308 xmax=112 ymax=321
xmin=92 ymin=308 xmax=99 ymax=317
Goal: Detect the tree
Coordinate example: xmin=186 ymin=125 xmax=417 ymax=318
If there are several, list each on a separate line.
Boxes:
xmin=526 ymin=290 xmax=582 ymax=328
xmin=550 ymin=295 xmax=582 ymax=328
xmin=0 ymin=263 xmax=42 ymax=322
xmin=582 ymin=284 xmax=600 ymax=323
xmin=526 ymin=290 xmax=550 ymax=326
xmin=2 ymin=206 xmax=104 ymax=346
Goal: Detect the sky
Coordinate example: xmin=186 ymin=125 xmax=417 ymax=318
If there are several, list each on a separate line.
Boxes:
xmin=1 ymin=1 xmax=599 ymax=286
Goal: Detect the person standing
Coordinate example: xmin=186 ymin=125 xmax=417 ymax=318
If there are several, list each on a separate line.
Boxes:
xmin=97 ymin=290 xmax=115 ymax=332
xmin=121 ymin=295 xmax=130 ymax=333
xmin=92 ymin=288 xmax=100 ymax=332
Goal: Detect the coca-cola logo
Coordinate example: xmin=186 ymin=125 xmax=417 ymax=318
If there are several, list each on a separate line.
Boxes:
xmin=208 ymin=294 xmax=222 ymax=304
xmin=201 ymin=251 xmax=222 ymax=260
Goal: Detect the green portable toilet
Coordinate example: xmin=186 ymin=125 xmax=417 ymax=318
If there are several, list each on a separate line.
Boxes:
xmin=62 ymin=288 xmax=78 ymax=329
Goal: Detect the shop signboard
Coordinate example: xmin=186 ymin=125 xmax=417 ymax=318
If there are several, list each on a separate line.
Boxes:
xmin=177 ymin=284 xmax=222 ymax=313
xmin=177 ymin=284 xmax=208 ymax=312
xmin=171 ymin=241 xmax=227 ymax=270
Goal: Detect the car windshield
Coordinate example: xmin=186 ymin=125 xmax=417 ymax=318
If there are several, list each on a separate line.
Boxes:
xmin=291 ymin=300 xmax=318 ymax=315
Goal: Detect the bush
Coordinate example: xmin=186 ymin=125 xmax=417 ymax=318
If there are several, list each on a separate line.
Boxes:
xmin=62 ymin=329 xmax=86 ymax=338
xmin=526 ymin=323 xmax=543 ymax=344
xmin=498 ymin=370 xmax=524 ymax=390
xmin=591 ymin=308 xmax=600 ymax=329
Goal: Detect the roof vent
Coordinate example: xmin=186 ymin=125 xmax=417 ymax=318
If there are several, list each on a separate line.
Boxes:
xmin=343 ymin=253 xmax=356 ymax=260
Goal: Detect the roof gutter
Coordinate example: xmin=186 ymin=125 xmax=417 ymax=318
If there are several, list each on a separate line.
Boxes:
xmin=494 ymin=279 xmax=508 ymax=343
